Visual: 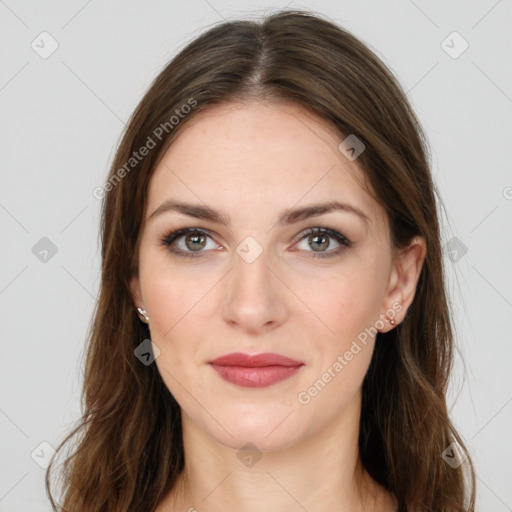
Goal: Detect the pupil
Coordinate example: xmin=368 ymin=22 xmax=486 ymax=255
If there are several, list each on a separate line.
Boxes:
xmin=311 ymin=234 xmax=328 ymax=251
xmin=186 ymin=233 xmax=205 ymax=251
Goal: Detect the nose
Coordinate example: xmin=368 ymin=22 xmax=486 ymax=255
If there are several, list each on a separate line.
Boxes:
xmin=221 ymin=244 xmax=288 ymax=335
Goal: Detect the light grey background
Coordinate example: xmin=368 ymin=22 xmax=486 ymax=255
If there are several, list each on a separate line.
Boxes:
xmin=1 ymin=0 xmax=511 ymax=510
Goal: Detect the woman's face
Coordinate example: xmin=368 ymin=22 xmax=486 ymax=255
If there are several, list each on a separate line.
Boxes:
xmin=131 ymin=100 xmax=409 ymax=451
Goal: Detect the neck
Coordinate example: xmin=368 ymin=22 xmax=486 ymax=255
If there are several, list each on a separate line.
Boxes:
xmin=159 ymin=391 xmax=396 ymax=512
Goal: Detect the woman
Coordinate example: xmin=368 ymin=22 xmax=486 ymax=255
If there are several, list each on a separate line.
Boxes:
xmin=46 ymin=9 xmax=475 ymax=511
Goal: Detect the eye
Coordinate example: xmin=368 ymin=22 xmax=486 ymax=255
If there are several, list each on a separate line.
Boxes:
xmin=293 ymin=227 xmax=352 ymax=259
xmin=161 ymin=228 xmax=219 ymax=259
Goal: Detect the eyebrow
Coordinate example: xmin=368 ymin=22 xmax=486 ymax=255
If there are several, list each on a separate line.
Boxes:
xmin=148 ymin=199 xmax=370 ymax=227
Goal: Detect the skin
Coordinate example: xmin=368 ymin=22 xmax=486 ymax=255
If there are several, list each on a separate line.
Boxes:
xmin=130 ymin=99 xmax=426 ymax=511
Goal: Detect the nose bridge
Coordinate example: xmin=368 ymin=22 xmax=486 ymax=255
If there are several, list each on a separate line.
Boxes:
xmin=231 ymin=235 xmax=273 ymax=302
xmin=222 ymin=235 xmax=287 ymax=331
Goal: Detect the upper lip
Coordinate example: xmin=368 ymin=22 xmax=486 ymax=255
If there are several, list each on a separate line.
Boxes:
xmin=209 ymin=352 xmax=304 ymax=367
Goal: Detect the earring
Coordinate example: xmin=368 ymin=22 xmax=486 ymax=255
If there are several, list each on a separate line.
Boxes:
xmin=389 ymin=317 xmax=396 ymax=326
xmin=137 ymin=307 xmax=149 ymax=323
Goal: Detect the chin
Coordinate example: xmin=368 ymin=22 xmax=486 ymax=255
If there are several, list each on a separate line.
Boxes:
xmin=220 ymin=429 xmax=300 ymax=454
xmin=205 ymin=409 xmax=304 ymax=453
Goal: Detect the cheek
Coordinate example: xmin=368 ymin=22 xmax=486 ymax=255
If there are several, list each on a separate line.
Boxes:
xmin=139 ymin=267 xmax=200 ymax=384
xmin=144 ymin=275 xmax=206 ymax=404
xmin=145 ymin=279 xmax=185 ymax=335
xmin=141 ymin=251 xmax=212 ymax=341
xmin=303 ymin=263 xmax=384 ymax=341
xmin=293 ymin=274 xmax=380 ymax=417
xmin=139 ymin=251 xmax=223 ymax=365
xmin=291 ymin=257 xmax=386 ymax=396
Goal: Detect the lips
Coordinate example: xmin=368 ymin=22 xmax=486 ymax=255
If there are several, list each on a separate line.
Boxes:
xmin=209 ymin=352 xmax=303 ymax=367
xmin=209 ymin=352 xmax=304 ymax=388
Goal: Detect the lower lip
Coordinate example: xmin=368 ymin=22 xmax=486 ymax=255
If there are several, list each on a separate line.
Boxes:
xmin=210 ymin=364 xmax=303 ymax=388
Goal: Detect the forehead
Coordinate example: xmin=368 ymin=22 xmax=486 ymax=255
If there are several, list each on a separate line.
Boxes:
xmin=145 ymin=100 xmax=386 ymax=231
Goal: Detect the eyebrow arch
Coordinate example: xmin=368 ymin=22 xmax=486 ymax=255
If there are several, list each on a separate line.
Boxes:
xmin=148 ymin=199 xmax=370 ymax=226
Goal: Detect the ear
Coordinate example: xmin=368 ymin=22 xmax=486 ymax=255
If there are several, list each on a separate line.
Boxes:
xmin=378 ymin=235 xmax=426 ymax=332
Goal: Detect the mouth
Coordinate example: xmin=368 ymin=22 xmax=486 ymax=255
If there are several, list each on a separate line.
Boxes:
xmin=209 ymin=352 xmax=304 ymax=388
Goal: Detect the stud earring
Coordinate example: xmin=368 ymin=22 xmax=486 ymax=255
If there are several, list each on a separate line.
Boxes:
xmin=389 ymin=317 xmax=396 ymax=326
xmin=137 ymin=307 xmax=149 ymax=323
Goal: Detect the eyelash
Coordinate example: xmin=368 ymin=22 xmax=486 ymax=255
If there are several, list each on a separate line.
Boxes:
xmin=160 ymin=226 xmax=352 ymax=260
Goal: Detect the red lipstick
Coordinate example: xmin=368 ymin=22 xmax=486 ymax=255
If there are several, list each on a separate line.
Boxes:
xmin=209 ymin=352 xmax=304 ymax=388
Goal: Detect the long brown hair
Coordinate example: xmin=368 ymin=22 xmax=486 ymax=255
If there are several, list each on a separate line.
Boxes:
xmin=46 ymin=9 xmax=475 ymax=511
